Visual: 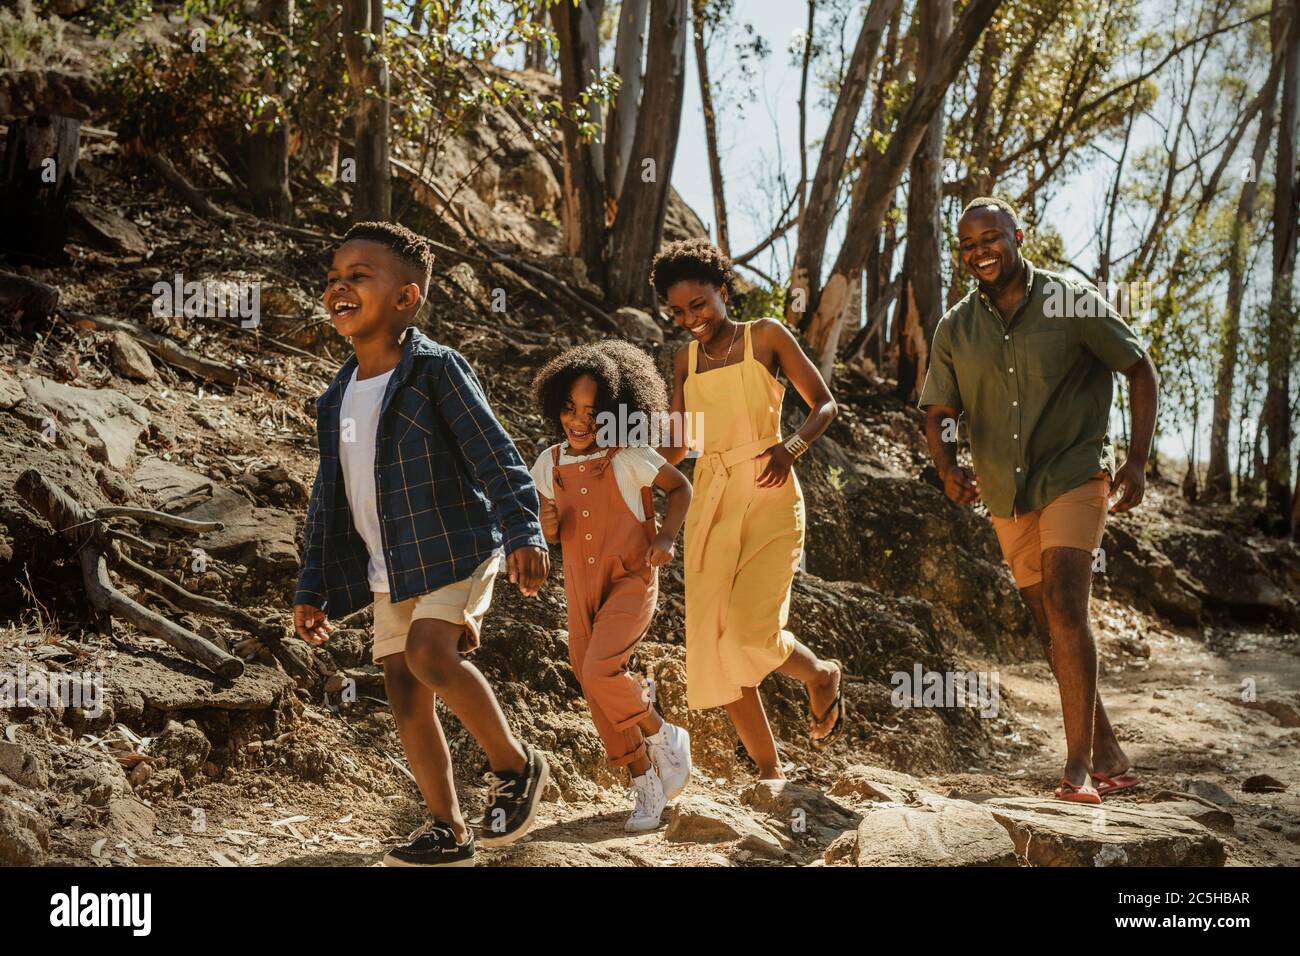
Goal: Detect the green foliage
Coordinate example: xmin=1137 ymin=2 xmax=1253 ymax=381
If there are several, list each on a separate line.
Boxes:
xmin=0 ymin=0 xmax=67 ymax=70
xmin=729 ymin=278 xmax=787 ymax=324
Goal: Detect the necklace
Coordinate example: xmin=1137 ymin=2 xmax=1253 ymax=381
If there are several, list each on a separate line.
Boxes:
xmin=700 ymin=321 xmax=740 ymax=370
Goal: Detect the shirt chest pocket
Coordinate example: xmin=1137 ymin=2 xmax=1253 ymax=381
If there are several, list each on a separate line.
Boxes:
xmin=1024 ymin=331 xmax=1070 ymax=380
xmin=388 ymin=390 xmax=437 ymax=450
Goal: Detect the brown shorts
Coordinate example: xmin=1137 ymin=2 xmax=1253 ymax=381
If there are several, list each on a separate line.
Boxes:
xmin=370 ymin=551 xmax=502 ymax=663
xmin=990 ymin=473 xmax=1110 ymax=589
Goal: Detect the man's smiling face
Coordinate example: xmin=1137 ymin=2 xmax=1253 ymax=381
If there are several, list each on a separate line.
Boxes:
xmin=957 ymin=205 xmax=1024 ymax=292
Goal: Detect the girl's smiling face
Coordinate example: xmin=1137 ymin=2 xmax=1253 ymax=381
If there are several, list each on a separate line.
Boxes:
xmin=560 ymin=374 xmax=600 ymax=454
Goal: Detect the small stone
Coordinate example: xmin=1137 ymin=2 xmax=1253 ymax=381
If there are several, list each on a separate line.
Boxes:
xmin=1241 ymin=774 xmax=1286 ymax=794
xmin=110 ymin=331 xmax=156 ymax=381
xmin=129 ymin=762 xmax=152 ymax=788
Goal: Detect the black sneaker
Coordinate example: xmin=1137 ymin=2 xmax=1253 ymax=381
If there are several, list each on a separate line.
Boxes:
xmin=476 ymin=743 xmax=550 ymax=847
xmin=382 ymin=819 xmax=476 ymax=867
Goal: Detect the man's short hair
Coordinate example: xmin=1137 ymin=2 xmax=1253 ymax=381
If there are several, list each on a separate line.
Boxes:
xmin=341 ymin=221 xmax=434 ymax=296
xmin=961 ymin=196 xmax=1020 ymax=229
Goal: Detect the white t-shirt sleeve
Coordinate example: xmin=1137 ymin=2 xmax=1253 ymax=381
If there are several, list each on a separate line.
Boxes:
xmin=613 ymin=445 xmax=666 ymax=520
xmin=530 ymin=447 xmax=556 ymax=500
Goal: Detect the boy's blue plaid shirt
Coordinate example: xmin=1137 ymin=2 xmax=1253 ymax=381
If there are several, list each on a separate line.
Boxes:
xmin=294 ymin=326 xmax=547 ymax=618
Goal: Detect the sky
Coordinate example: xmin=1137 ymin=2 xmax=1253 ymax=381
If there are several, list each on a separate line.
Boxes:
xmin=495 ymin=1 xmax=1278 ymax=467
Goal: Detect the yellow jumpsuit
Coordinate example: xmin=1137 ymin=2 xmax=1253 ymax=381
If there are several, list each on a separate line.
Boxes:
xmin=683 ymin=321 xmax=805 ymax=709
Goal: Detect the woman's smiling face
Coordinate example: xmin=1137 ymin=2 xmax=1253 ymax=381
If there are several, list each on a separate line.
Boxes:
xmin=665 ymin=279 xmax=729 ymax=342
xmin=560 ymin=374 xmax=600 ymax=454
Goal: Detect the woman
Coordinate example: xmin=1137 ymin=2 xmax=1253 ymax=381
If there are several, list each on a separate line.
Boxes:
xmin=653 ymin=238 xmax=844 ymax=780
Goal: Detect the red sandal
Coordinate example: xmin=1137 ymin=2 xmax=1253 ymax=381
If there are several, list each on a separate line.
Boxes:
xmin=1092 ymin=770 xmax=1141 ymax=797
xmin=1054 ymin=777 xmax=1102 ymax=805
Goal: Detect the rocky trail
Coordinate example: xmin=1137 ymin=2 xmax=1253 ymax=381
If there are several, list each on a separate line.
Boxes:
xmin=2 ymin=59 xmax=1300 ymax=868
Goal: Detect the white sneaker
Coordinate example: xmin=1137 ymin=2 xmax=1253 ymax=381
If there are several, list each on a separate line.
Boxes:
xmin=625 ymin=770 xmax=666 ymax=833
xmin=646 ymin=722 xmax=692 ymax=800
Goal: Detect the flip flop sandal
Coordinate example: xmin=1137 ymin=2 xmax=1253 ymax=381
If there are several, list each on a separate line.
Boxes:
xmin=1092 ymin=770 xmax=1141 ymax=797
xmin=1054 ymin=777 xmax=1102 ymax=805
xmin=810 ymin=659 xmax=846 ymax=752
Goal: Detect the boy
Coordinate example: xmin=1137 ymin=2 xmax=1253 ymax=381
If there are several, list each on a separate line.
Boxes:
xmin=293 ymin=221 xmax=551 ymax=866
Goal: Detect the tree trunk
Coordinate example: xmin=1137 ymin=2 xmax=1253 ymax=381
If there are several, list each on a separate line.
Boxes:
xmin=807 ymin=0 xmax=1000 ymax=372
xmin=786 ymin=0 xmax=898 ymax=326
xmin=342 ymin=0 xmax=391 ymax=221
xmin=894 ymin=0 xmax=952 ymax=401
xmin=606 ymin=0 xmax=689 ymax=307
xmin=692 ymin=0 xmax=730 ymax=255
xmin=248 ymin=0 xmax=294 ymax=223
xmin=553 ymin=0 xmax=608 ymax=285
xmin=1205 ymin=32 xmax=1283 ymax=502
xmin=607 ymin=0 xmax=648 ymax=206
xmin=1265 ymin=1 xmax=1299 ymax=529
xmin=523 ymin=1 xmax=548 ymax=71
xmin=1 ymin=115 xmax=80 ymax=266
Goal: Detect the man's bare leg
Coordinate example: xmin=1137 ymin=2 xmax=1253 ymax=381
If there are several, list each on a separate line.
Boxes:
xmin=1020 ymin=580 xmax=1132 ymax=778
xmin=1038 ymin=547 xmax=1107 ymax=788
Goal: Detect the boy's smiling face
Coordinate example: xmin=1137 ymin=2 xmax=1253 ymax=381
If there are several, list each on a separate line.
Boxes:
xmin=324 ymin=239 xmax=422 ymax=340
xmin=561 ymin=374 xmax=599 ymax=455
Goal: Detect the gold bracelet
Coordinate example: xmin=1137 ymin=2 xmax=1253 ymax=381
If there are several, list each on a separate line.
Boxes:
xmin=784 ymin=435 xmax=809 ymax=458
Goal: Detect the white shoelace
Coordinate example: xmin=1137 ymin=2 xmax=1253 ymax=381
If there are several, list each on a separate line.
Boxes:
xmin=484 ymin=772 xmax=516 ymax=803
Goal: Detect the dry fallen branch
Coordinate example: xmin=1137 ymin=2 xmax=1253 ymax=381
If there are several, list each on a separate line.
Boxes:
xmin=16 ymin=468 xmax=245 ymax=680
xmin=61 ymin=308 xmax=278 ymax=390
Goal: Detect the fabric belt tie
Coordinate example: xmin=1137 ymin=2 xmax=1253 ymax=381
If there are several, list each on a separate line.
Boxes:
xmin=689 ymin=435 xmax=779 ymax=572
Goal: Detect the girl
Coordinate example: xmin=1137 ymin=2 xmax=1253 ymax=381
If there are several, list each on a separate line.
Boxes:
xmin=653 ymin=238 xmax=845 ymax=781
xmin=531 ymin=340 xmax=693 ymax=831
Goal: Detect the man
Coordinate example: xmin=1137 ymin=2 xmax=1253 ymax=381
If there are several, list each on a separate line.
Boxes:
xmin=919 ymin=197 xmax=1159 ymax=804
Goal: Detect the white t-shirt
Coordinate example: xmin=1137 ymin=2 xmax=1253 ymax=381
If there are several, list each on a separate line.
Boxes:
xmin=530 ymin=444 xmax=666 ymax=521
xmin=338 ymin=367 xmax=396 ymax=592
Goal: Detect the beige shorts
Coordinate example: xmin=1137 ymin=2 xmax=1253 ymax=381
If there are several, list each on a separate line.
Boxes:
xmin=370 ymin=551 xmax=503 ymax=663
xmin=991 ymin=473 xmax=1110 ymax=589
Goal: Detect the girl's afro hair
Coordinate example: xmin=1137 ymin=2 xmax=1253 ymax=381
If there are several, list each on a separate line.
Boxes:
xmin=650 ymin=237 xmax=735 ymax=299
xmin=532 ymin=339 xmax=669 ymax=434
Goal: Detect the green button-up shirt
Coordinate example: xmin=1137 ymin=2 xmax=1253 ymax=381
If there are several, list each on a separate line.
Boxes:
xmin=918 ymin=260 xmax=1145 ymax=518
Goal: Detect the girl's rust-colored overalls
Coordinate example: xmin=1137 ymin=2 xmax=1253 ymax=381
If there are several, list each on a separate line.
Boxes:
xmin=551 ymin=444 xmax=658 ymax=767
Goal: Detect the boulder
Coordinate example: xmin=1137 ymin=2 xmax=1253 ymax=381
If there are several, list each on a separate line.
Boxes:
xmin=611 ymin=307 xmax=664 ymax=345
xmin=841 ymin=476 xmax=1036 ymax=658
xmin=68 ymin=201 xmax=148 ymax=257
xmin=1153 ymin=525 xmax=1291 ymax=622
xmin=854 ymin=795 xmax=1019 ymax=866
xmin=0 ymin=795 xmax=49 ymax=865
xmin=0 ymin=739 xmax=50 ymax=789
xmin=149 ymin=719 xmax=211 ymax=781
xmin=984 ymin=796 xmax=1225 ymax=866
xmin=829 ymin=764 xmax=939 ymax=805
xmin=1101 ymin=520 xmax=1202 ymax=625
xmin=0 ymin=374 xmax=25 ymax=409
xmin=132 ymin=456 xmax=301 ymax=580
xmin=664 ymin=796 xmax=790 ymax=856
xmin=740 ymin=779 xmax=860 ymax=846
xmin=21 ymin=377 xmax=150 ymax=471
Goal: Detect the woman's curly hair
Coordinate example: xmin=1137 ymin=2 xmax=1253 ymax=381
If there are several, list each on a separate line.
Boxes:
xmin=650 ymin=237 xmax=735 ymax=299
xmin=532 ymin=339 xmax=669 ymax=439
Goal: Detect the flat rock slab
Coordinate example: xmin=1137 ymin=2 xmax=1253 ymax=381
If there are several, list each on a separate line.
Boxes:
xmin=740 ymin=779 xmax=861 ymax=843
xmin=854 ymin=796 xmax=1018 ymax=867
xmin=665 ymin=796 xmax=791 ymax=855
xmin=984 ymin=797 xmax=1225 ymax=867
xmin=110 ymin=649 xmax=293 ymax=713
xmin=829 ymin=764 xmax=939 ymax=804
xmin=133 ymin=456 xmax=299 ymax=570
xmin=22 ymin=377 xmax=149 ymax=471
